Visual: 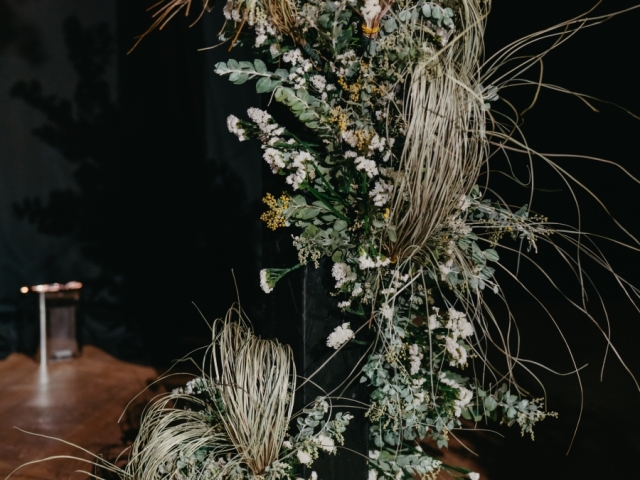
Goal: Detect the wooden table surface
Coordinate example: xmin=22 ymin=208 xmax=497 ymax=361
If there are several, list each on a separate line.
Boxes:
xmin=0 ymin=346 xmax=158 ymax=480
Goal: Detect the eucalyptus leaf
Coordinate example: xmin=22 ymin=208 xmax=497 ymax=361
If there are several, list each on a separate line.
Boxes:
xmin=253 ymin=58 xmax=267 ymax=73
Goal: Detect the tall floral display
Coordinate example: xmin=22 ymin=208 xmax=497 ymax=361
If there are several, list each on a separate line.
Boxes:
xmin=217 ymin=0 xmax=556 ymax=477
xmin=10 ymin=2 xmax=640 ymax=480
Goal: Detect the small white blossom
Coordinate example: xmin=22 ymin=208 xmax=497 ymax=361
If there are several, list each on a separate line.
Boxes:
xmin=361 ymin=0 xmax=382 ymax=23
xmin=226 ymin=115 xmax=247 ymax=141
xmin=368 ymin=134 xmax=386 ymax=152
xmin=260 ymin=269 xmax=272 ymax=293
xmin=296 ymin=450 xmax=313 ymax=465
xmin=369 ymin=179 xmax=393 ymax=206
xmin=408 ymin=343 xmax=423 ymax=374
xmin=286 ymin=151 xmax=316 ymax=190
xmin=354 ymin=156 xmax=379 ymax=178
xmin=357 ymin=253 xmax=390 ymax=270
xmin=469 ymin=473 xmax=480 ymax=480
xmin=310 ymin=74 xmax=327 ymax=92
xmin=327 ymin=322 xmax=355 ymax=349
xmin=314 ymin=434 xmax=336 ymax=453
xmin=380 ymin=303 xmax=394 ymax=320
xmin=338 ymin=300 xmax=351 ymax=309
xmin=332 ymin=262 xmax=357 ymax=288
xmin=263 ymin=148 xmax=286 ymax=172
xmin=369 ymin=450 xmax=380 ymax=460
xmin=342 ymin=130 xmax=358 ymax=148
xmin=368 ymin=469 xmax=378 ymax=480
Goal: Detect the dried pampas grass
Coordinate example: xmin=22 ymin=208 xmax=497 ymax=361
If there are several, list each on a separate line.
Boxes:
xmin=126 ymin=305 xmax=295 ymax=479
xmin=388 ymin=0 xmax=489 ymax=261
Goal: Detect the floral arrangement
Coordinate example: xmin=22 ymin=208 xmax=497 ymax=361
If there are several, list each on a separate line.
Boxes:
xmin=213 ymin=0 xmax=560 ymax=477
xmin=12 ymin=2 xmax=640 ymax=480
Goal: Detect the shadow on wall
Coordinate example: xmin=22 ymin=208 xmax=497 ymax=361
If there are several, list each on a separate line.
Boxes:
xmin=0 ymin=0 xmax=46 ymax=66
xmin=5 ymin=15 xmax=262 ymax=365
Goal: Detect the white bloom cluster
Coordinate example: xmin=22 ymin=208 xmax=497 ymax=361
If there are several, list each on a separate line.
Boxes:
xmin=259 ymin=269 xmax=273 ymax=293
xmin=326 ymin=322 xmax=355 ymax=349
xmin=354 ymin=156 xmax=379 ymax=178
xmin=263 ymin=147 xmax=286 ymax=173
xmin=352 ymin=283 xmax=363 ymax=296
xmin=247 ymin=107 xmax=284 ymax=139
xmin=380 ymin=303 xmax=394 ymax=320
xmin=337 ymin=300 xmax=351 ymax=309
xmin=438 ymin=373 xmax=473 ymax=417
xmin=368 ymin=134 xmax=386 ymax=153
xmin=357 ymin=252 xmax=390 ymax=270
xmin=369 ymin=179 xmax=393 ymax=206
xmin=282 ymin=48 xmax=313 ymax=89
xmin=254 ymin=16 xmax=276 ymax=47
xmin=445 ymin=310 xmax=472 ymax=364
xmin=222 ymin=1 xmax=241 ymax=21
xmin=368 ymin=469 xmax=378 ymax=480
xmin=332 ymin=262 xmax=357 ymax=288
xmin=469 ymin=473 xmax=480 ymax=480
xmin=408 ymin=344 xmax=423 ymax=375
xmin=361 ymin=0 xmax=382 ymax=24
xmin=333 ymin=50 xmax=359 ymax=77
xmin=286 ymin=151 xmax=317 ymax=190
xmin=310 ymin=74 xmax=327 ymax=92
xmin=342 ymin=130 xmax=358 ymax=148
xmin=296 ymin=449 xmax=313 ymax=464
xmin=313 ymin=434 xmax=336 ymax=453
xmin=226 ymin=115 xmax=247 ymax=141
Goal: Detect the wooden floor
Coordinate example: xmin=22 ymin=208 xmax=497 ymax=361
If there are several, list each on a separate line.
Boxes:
xmin=0 ymin=347 xmax=158 ymax=480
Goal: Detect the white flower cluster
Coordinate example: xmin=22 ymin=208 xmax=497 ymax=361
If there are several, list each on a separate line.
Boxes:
xmin=226 ymin=114 xmax=247 ymax=141
xmin=342 ymin=131 xmax=358 ymax=148
xmin=332 ymin=262 xmax=357 ymax=288
xmin=361 ymin=0 xmax=382 ymax=23
xmin=337 ymin=300 xmax=351 ymax=309
xmin=310 ymin=74 xmax=326 ymax=92
xmin=286 ymin=150 xmax=317 ymax=190
xmin=438 ymin=373 xmax=473 ymax=417
xmin=247 ymin=107 xmax=285 ymax=139
xmin=357 ymin=252 xmax=390 ymax=270
xmin=313 ymin=434 xmax=336 ymax=453
xmin=282 ymin=48 xmax=313 ymax=89
xmin=296 ymin=449 xmax=313 ymax=465
xmin=263 ymin=147 xmax=286 ymax=173
xmin=333 ymin=50 xmax=359 ymax=77
xmin=408 ymin=344 xmax=423 ymax=375
xmin=260 ymin=269 xmax=273 ymax=293
xmin=380 ymin=303 xmax=394 ymax=320
xmin=443 ymin=308 xmax=473 ymax=366
xmin=369 ymin=179 xmax=393 ymax=206
xmin=222 ymin=1 xmax=241 ymax=22
xmin=253 ymin=16 xmax=276 ymax=47
xmin=326 ymin=322 xmax=355 ymax=349
xmin=354 ymin=156 xmax=379 ymax=178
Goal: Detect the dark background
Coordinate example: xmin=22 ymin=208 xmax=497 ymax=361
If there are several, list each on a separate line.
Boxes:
xmin=0 ymin=0 xmax=639 ymax=477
